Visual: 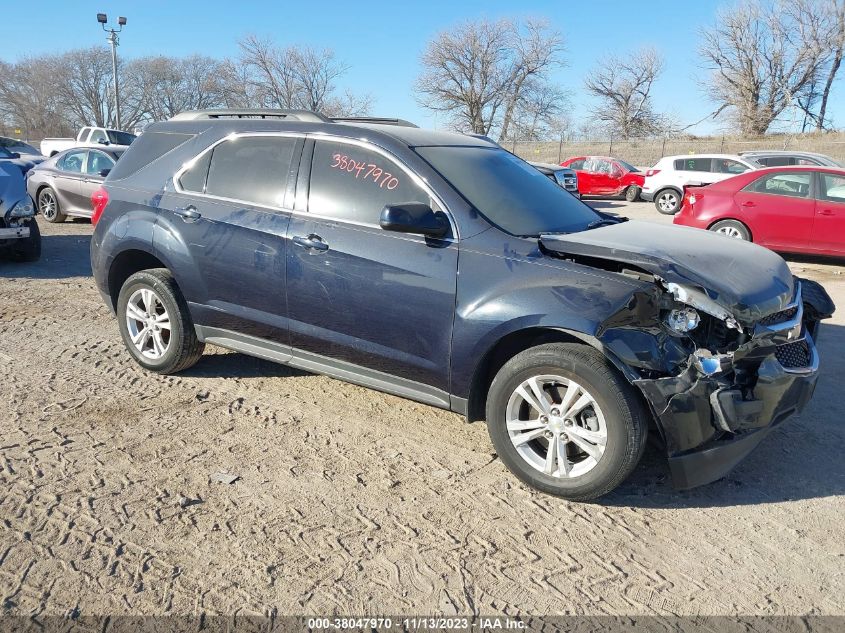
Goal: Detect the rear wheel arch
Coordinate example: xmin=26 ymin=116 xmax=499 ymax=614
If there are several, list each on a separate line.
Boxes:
xmin=707 ymin=218 xmax=752 ymax=241
xmin=107 ymin=249 xmax=170 ymax=311
xmin=465 ymin=327 xmax=638 ymax=423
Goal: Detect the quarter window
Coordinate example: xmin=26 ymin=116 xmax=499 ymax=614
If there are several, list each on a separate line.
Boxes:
xmin=178 ymin=151 xmax=212 ymax=193
xmin=820 ymin=174 xmax=845 ymax=202
xmin=744 ymin=172 xmax=811 ymax=198
xmin=204 ymin=136 xmax=298 ymax=208
xmin=309 ymin=141 xmax=430 ymax=225
xmin=57 ymin=150 xmax=86 ymax=173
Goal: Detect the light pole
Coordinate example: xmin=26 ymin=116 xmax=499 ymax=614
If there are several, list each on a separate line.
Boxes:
xmin=97 ymin=13 xmax=127 ymax=130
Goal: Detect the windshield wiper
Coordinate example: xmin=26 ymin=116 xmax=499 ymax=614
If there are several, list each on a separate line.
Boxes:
xmin=585 ymin=218 xmax=619 ymax=230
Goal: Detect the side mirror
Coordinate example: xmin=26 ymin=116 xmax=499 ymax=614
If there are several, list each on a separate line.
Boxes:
xmin=99 ymin=169 xmax=111 ymax=178
xmin=97 ymin=139 xmax=109 ymax=145
xmin=379 ymin=203 xmax=448 ymax=238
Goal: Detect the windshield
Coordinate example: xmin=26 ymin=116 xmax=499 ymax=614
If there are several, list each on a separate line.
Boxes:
xmin=415 ymin=145 xmax=601 ymax=236
xmin=617 ymin=159 xmax=639 ymax=172
xmin=0 ymin=138 xmax=38 ymax=155
xmin=106 ymin=130 xmax=137 ymax=145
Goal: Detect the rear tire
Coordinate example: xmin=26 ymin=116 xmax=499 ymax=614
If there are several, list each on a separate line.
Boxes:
xmin=654 ymin=189 xmax=681 ymax=214
xmin=485 ymin=343 xmax=648 ymax=501
xmin=709 ymin=219 xmax=750 ymax=241
xmin=38 ymin=187 xmax=66 ymax=223
xmin=625 ymin=185 xmax=640 ymax=202
xmin=11 ymin=220 xmax=41 ymax=262
xmin=116 ymin=268 xmax=205 ymax=374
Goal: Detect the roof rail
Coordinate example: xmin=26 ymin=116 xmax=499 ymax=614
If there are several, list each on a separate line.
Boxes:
xmin=170 ymin=109 xmax=330 ymax=122
xmin=331 ymin=117 xmax=418 ymax=128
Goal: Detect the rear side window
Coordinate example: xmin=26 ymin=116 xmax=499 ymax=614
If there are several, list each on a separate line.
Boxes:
xmin=744 ymin=172 xmax=811 ymax=198
xmin=309 ymin=140 xmax=429 ymax=224
xmin=758 ymin=156 xmax=793 ymax=167
xmin=674 ymin=157 xmax=713 ymax=172
xmin=205 ymin=136 xmax=297 ymax=208
xmin=108 ymin=131 xmax=194 ymax=180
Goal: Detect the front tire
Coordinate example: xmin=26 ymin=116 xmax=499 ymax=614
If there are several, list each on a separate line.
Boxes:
xmin=116 ymin=269 xmax=205 ymax=374
xmin=625 ymin=185 xmax=640 ymax=202
xmin=38 ymin=187 xmax=66 ymax=223
xmin=485 ymin=343 xmax=648 ymax=501
xmin=654 ymin=189 xmax=681 ymax=214
xmin=11 ymin=220 xmax=41 ymax=262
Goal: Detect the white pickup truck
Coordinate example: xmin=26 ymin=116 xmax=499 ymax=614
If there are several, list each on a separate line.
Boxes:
xmin=40 ymin=126 xmax=137 ymax=157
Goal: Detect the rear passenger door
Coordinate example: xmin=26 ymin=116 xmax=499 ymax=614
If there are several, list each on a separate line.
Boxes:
xmin=160 ymin=134 xmax=302 ymax=345
xmin=813 ymin=172 xmax=845 ymax=254
xmin=53 ymin=149 xmax=88 ymax=213
xmin=285 ymin=139 xmax=458 ymax=397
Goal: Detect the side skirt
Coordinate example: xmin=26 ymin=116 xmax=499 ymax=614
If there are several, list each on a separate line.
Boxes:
xmin=195 ymin=325 xmax=453 ymax=411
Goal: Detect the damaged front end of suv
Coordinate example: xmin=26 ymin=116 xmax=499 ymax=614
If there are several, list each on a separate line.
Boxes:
xmin=540 ymin=222 xmax=835 ymax=489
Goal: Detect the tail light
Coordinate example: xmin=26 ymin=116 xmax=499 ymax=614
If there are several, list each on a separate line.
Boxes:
xmin=680 ymin=190 xmax=702 ymax=214
xmin=645 ymin=169 xmax=661 ymax=177
xmin=91 ymin=187 xmax=109 ymax=225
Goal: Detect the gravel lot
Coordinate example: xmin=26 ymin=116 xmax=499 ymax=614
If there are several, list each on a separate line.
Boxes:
xmin=1 ymin=199 xmax=844 ymax=617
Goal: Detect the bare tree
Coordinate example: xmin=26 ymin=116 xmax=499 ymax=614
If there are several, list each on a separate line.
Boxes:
xmin=235 ymin=35 xmax=370 ymax=115
xmin=816 ymin=0 xmax=844 ymax=130
xmin=0 ymin=56 xmax=71 ymax=138
xmin=699 ymin=0 xmax=837 ymax=135
xmin=415 ymin=18 xmax=564 ymax=138
xmin=584 ymin=47 xmax=664 ymax=139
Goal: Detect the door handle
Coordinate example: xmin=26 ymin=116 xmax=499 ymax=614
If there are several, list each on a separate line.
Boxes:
xmin=741 ymin=201 xmax=756 ymax=207
xmin=174 ymin=206 xmax=201 ymax=222
xmin=293 ymin=234 xmax=329 ymax=251
xmin=818 ymin=208 xmax=834 ymax=216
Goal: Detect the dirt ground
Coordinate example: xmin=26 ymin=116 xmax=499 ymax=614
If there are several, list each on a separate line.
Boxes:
xmin=1 ymin=200 xmax=844 ymax=618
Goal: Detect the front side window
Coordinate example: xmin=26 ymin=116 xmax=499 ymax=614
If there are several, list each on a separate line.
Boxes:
xmin=86 ymin=151 xmax=115 ymax=175
xmin=57 ymin=150 xmax=86 ymax=173
xmin=567 ymin=159 xmax=586 ymax=170
xmin=204 ymin=136 xmax=298 ymax=208
xmin=107 ymin=130 xmax=136 ymax=145
xmin=89 ymin=129 xmax=108 ymax=144
xmin=820 ymin=173 xmax=845 ymax=202
xmin=416 ymin=145 xmax=600 ymax=237
xmin=309 ymin=141 xmax=430 ymax=225
xmin=744 ymin=172 xmax=811 ymax=198
xmin=716 ymin=159 xmax=750 ymax=174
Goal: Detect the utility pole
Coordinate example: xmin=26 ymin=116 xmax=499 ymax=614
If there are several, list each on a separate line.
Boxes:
xmin=97 ymin=13 xmax=127 ymax=130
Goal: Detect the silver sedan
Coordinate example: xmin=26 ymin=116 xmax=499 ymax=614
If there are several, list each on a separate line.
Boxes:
xmin=26 ymin=147 xmax=123 ymax=222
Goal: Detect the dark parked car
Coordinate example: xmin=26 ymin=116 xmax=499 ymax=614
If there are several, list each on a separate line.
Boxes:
xmin=0 ymin=146 xmax=45 ymax=177
xmin=0 ymin=162 xmax=40 ymax=261
xmin=27 ymin=147 xmax=123 ymax=222
xmin=530 ymin=162 xmax=580 ymax=198
xmin=90 ymin=109 xmax=835 ymax=500
xmin=739 ymin=150 xmax=842 ymax=168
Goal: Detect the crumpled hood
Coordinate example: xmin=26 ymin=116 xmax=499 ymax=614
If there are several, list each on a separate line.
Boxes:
xmin=0 ymin=163 xmax=27 ymax=215
xmin=540 ymin=221 xmax=794 ymax=323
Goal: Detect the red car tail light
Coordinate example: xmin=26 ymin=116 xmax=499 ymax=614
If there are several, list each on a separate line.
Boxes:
xmin=645 ymin=169 xmax=661 ymax=177
xmin=91 ymin=187 xmax=109 ymax=225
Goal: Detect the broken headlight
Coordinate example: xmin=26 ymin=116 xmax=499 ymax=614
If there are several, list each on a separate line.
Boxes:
xmin=665 ymin=307 xmax=701 ymax=334
xmin=7 ymin=197 xmax=35 ymax=219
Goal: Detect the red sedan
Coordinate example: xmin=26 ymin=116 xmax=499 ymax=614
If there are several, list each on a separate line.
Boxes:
xmin=560 ymin=156 xmax=645 ymax=201
xmin=673 ymin=166 xmax=845 ymax=257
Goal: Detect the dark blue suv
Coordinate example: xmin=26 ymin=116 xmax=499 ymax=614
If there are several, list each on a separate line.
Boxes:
xmin=91 ymin=110 xmax=834 ymax=500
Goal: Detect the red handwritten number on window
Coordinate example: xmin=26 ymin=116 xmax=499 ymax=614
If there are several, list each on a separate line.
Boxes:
xmin=331 ymin=154 xmax=399 ymax=190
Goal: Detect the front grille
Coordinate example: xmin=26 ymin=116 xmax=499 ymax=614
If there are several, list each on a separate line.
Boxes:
xmin=759 ymin=305 xmax=799 ymax=326
xmin=775 ymin=339 xmax=811 ymax=368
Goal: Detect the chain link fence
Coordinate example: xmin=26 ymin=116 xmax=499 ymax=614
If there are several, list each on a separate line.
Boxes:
xmin=511 ymin=135 xmax=845 ymax=168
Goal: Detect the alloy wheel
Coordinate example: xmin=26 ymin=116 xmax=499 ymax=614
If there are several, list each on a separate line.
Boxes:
xmin=716 ymin=226 xmax=744 ymax=239
xmin=657 ymin=192 xmax=678 ymax=212
xmin=505 ymin=375 xmax=607 ymax=478
xmin=39 ymin=191 xmax=57 ymax=220
xmin=125 ymin=288 xmax=172 ymax=359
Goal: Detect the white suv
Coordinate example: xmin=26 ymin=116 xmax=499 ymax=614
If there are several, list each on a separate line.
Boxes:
xmin=642 ymin=154 xmax=761 ymax=214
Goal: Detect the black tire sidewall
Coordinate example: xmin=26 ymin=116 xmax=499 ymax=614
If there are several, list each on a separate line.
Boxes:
xmin=116 ymin=272 xmax=188 ymax=372
xmin=39 ymin=188 xmax=64 ymax=222
xmin=487 ymin=348 xmax=638 ymax=498
xmin=13 ymin=219 xmax=41 ymax=261
xmin=625 ymin=185 xmax=640 ymax=202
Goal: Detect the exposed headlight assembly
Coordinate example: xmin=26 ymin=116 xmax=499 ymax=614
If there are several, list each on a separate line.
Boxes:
xmin=665 ymin=306 xmax=701 ymax=333
xmin=665 ymin=282 xmax=742 ymax=331
xmin=7 ymin=197 xmax=35 ymax=219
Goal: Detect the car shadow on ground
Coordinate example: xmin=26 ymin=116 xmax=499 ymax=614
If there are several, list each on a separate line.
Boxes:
xmin=782 ymin=252 xmax=845 ymax=268
xmin=584 ymin=199 xmax=627 ymax=211
xmin=604 ymin=322 xmax=845 ymax=509
xmin=0 ymin=232 xmax=92 ymax=279
xmin=181 ymin=351 xmax=310 ymax=380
